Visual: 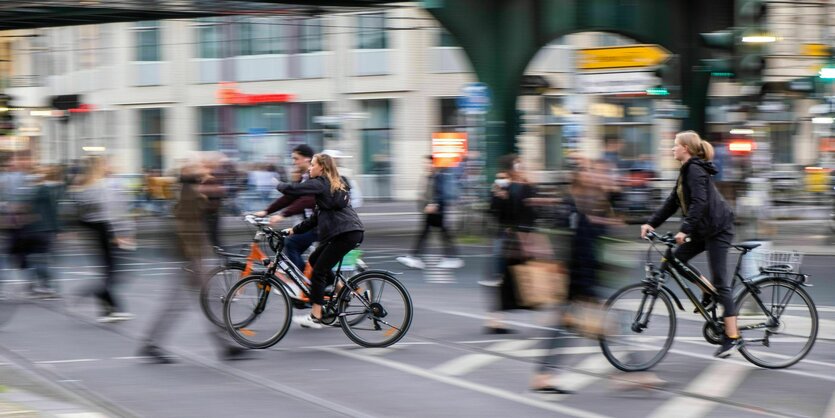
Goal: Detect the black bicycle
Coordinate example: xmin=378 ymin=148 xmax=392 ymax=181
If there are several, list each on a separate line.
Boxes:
xmin=600 ymin=231 xmax=818 ymax=371
xmin=222 ymin=215 xmax=412 ymax=349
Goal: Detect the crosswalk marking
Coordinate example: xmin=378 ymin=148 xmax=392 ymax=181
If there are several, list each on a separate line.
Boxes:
xmin=433 ymin=339 xmax=538 ymax=376
xmin=557 ymin=356 xmax=612 ymax=392
xmin=320 ymin=347 xmax=612 ymax=418
xmin=423 ymin=255 xmax=456 ymax=284
xmin=647 ymin=362 xmax=750 ymax=418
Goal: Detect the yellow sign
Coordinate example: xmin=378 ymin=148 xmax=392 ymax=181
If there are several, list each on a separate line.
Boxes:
xmin=578 ymin=44 xmax=671 ymax=70
xmin=801 ymin=43 xmax=830 ymax=57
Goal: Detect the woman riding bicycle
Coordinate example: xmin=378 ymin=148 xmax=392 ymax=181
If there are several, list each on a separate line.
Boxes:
xmin=277 ymin=153 xmax=364 ymax=329
xmin=640 ymin=131 xmax=740 ymax=358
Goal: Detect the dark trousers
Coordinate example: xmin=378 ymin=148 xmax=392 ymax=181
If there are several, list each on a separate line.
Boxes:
xmin=307 ymin=231 xmax=363 ymax=305
xmin=205 ymin=210 xmax=221 ymax=250
xmin=79 ymin=220 xmax=122 ymax=314
xmin=413 ymin=212 xmax=456 ymax=257
xmin=674 ymin=229 xmax=735 ymax=316
xmin=285 ymin=229 xmax=318 ymax=272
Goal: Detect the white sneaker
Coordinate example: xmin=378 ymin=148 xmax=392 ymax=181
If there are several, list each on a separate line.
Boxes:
xmin=477 ymin=279 xmax=502 ymax=287
xmin=294 ymin=313 xmax=323 ymax=329
xmin=437 ymin=257 xmax=464 ymax=269
xmin=97 ymin=312 xmax=136 ymax=323
xmin=396 ymin=256 xmax=425 ymax=270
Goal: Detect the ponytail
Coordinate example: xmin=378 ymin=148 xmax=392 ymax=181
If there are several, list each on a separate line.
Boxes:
xmin=675 ymin=131 xmax=714 ymax=161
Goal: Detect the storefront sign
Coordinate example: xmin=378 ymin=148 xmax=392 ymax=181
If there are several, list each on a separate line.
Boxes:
xmin=431 ymin=132 xmax=467 ymax=168
xmin=217 ymin=83 xmax=294 ymax=105
xmin=577 ymin=72 xmax=659 ymax=94
xmin=578 ymin=44 xmax=670 ymax=70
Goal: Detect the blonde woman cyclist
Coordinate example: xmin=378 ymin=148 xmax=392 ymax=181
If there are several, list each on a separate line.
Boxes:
xmin=640 ymin=131 xmax=740 ymax=358
xmin=277 ymin=153 xmax=364 ymax=328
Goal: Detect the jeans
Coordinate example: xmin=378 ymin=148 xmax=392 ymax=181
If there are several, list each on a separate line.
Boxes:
xmin=285 ymin=229 xmax=318 ymax=272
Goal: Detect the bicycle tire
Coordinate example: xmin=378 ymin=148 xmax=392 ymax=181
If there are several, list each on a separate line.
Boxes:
xmin=735 ymin=277 xmax=818 ymax=369
xmin=223 ymin=275 xmax=293 ymax=349
xmin=337 ymin=273 xmax=413 ymax=348
xmin=200 ymin=263 xmax=247 ymax=328
xmin=599 ymin=283 xmax=677 ymax=372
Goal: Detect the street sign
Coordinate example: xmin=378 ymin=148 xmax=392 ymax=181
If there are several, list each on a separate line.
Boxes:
xmin=578 ymin=44 xmax=671 ymax=71
xmin=801 ymin=43 xmax=830 ymax=57
xmin=458 ymin=82 xmax=490 ymax=114
xmin=431 ymin=132 xmax=467 ymax=168
xmin=577 ymin=71 xmax=659 ymax=94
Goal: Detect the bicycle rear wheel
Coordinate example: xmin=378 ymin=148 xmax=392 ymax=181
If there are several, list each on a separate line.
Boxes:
xmin=223 ymin=275 xmax=292 ymax=349
xmin=337 ymin=273 xmax=412 ymax=348
xmin=599 ymin=283 xmax=677 ymax=371
xmin=736 ymin=277 xmax=818 ymax=369
xmin=200 ymin=263 xmax=246 ymax=328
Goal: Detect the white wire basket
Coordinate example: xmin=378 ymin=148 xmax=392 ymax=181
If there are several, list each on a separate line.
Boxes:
xmin=752 ymin=250 xmax=804 ymax=275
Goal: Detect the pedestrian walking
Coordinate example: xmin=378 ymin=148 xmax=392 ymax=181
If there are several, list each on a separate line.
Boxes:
xmin=139 ymin=158 xmax=249 ymax=363
xmin=396 ymin=155 xmax=463 ymax=270
xmin=641 ymin=130 xmax=739 ymax=358
xmin=70 ymin=156 xmax=135 ymax=322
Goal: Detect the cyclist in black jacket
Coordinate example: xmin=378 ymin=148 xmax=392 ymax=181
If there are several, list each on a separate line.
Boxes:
xmin=277 ymin=153 xmax=364 ymax=329
xmin=640 ymin=131 xmax=741 ymax=358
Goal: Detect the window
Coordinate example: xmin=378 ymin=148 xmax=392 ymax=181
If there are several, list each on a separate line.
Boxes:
xmin=357 ymin=13 xmax=387 ymax=49
xmin=361 ymin=99 xmax=392 ymax=174
xmin=135 ymin=21 xmax=161 ymax=61
xmin=78 ymin=26 xmax=98 ymax=70
xmin=140 ymin=108 xmax=164 ymax=170
xmin=438 ymin=28 xmax=458 ymax=47
xmin=299 ymin=18 xmax=323 ymax=53
xmin=770 ymin=123 xmax=793 ymax=164
xmin=238 ymin=17 xmax=284 ymax=56
xmin=439 ymin=97 xmax=465 ymax=129
xmin=198 ymin=107 xmax=221 ymax=151
xmin=196 ymin=18 xmax=223 ymax=59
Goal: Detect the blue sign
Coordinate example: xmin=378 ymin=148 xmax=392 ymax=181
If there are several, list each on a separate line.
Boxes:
xmin=247 ymin=127 xmax=268 ymax=136
xmin=458 ymin=82 xmax=491 ymax=114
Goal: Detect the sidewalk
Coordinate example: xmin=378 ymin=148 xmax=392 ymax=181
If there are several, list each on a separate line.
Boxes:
xmin=0 ymin=351 xmax=112 ymax=418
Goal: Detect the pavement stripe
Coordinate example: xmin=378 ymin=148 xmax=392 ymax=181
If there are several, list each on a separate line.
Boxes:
xmin=432 ymin=339 xmax=538 ymax=376
xmin=824 ymin=390 xmax=835 ymax=418
xmin=34 ymin=359 xmax=100 ymax=365
xmin=647 ymin=362 xmax=750 ymax=418
xmin=558 ymin=356 xmax=612 ymax=392
xmin=320 ymin=347 xmax=612 ymax=418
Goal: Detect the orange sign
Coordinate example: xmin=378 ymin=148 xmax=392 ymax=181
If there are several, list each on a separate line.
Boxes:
xmin=821 ymin=137 xmax=835 ymax=152
xmin=217 ymin=83 xmax=294 ymax=105
xmin=431 ymin=132 xmax=467 ymax=168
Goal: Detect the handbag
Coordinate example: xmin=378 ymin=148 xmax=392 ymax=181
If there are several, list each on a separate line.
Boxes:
xmin=510 ymin=260 xmax=567 ymax=308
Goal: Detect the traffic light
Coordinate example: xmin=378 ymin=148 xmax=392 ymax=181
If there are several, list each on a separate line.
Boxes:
xmin=700 ymin=30 xmax=736 ymax=78
xmin=736 ymin=0 xmax=770 ymax=83
xmin=0 ymin=94 xmax=15 ymax=136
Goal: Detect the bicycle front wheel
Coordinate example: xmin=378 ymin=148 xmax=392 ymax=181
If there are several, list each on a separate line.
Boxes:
xmin=736 ymin=277 xmax=818 ymax=369
xmin=337 ymin=273 xmax=412 ymax=348
xmin=223 ymin=275 xmax=292 ymax=349
xmin=599 ymin=283 xmax=677 ymax=372
xmin=200 ymin=263 xmax=246 ymax=328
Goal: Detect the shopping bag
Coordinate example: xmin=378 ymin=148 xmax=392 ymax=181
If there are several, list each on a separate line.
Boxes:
xmin=510 ymin=260 xmax=567 ymax=308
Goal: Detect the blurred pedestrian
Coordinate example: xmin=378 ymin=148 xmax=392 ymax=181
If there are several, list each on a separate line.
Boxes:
xmin=396 ymin=155 xmax=463 ymax=270
xmin=254 ymin=144 xmax=317 ymax=272
xmin=530 ymin=159 xmax=620 ymax=394
xmin=201 ymin=152 xmax=227 ymax=250
xmin=71 ymin=156 xmax=135 ymax=322
xmin=140 ymin=158 xmax=249 ymax=363
xmin=641 ymin=130 xmax=738 ymax=358
xmin=482 ymin=154 xmax=537 ymax=333
xmin=22 ymin=165 xmax=64 ymax=297
xmin=277 ymin=153 xmax=364 ymax=329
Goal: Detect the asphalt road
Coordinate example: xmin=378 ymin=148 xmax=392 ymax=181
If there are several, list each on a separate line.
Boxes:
xmin=0 ymin=210 xmax=834 ymax=418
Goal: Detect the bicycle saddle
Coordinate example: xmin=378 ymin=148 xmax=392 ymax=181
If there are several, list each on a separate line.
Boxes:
xmin=733 ymin=243 xmax=761 ymax=251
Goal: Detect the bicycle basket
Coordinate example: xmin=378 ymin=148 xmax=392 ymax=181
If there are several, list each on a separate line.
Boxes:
xmin=752 ymin=250 xmax=803 ymax=276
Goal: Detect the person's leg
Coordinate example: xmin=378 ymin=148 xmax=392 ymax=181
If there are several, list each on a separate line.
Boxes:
xmin=205 ymin=211 xmax=221 ymax=249
xmin=94 ymin=224 xmax=122 ymax=315
xmin=437 ymin=211 xmax=458 ymax=257
xmin=412 ymin=214 xmax=433 ymax=257
xmin=285 ymin=230 xmax=317 ymax=272
xmin=306 ymin=232 xmax=363 ymax=320
xmin=706 ymin=230 xmax=736 ymax=336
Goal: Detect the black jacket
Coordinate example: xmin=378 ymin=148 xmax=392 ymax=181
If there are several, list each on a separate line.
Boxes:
xmin=277 ymin=176 xmax=364 ymax=243
xmin=647 ymin=158 xmax=733 ymax=237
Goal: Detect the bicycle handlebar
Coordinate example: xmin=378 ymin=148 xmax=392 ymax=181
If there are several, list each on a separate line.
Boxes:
xmin=645 ymin=230 xmax=690 ymax=246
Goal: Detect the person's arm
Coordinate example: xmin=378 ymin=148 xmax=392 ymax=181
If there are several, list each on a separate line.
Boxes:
xmin=292 ymin=210 xmax=318 ymax=235
xmin=680 ymin=165 xmax=709 ymax=235
xmin=278 ymin=195 xmax=315 ymax=217
xmin=646 ymin=188 xmax=679 ymax=228
xmin=263 ymin=194 xmax=298 ymax=215
xmin=276 ymin=178 xmax=326 ymax=196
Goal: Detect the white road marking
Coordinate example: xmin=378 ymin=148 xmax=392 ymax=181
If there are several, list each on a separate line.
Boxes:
xmin=320 ymin=347 xmax=612 ymax=418
xmin=35 ymin=358 xmax=100 ymax=364
xmin=558 ymin=356 xmax=612 ymax=392
xmin=432 ymin=339 xmax=538 ymax=376
xmin=823 ymin=390 xmax=835 ymax=418
xmin=648 ymin=362 xmax=750 ymax=418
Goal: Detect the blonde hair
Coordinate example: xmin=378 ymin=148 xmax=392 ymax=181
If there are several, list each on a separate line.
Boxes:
xmin=675 ymin=130 xmax=714 ymax=161
xmin=77 ymin=156 xmax=108 ymax=186
xmin=313 ymin=153 xmax=346 ymax=193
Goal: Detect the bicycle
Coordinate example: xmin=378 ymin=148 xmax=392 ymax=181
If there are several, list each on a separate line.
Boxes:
xmin=200 ymin=215 xmax=368 ymax=328
xmin=222 ymin=215 xmax=412 ymax=349
xmin=599 ymin=231 xmax=818 ymax=371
